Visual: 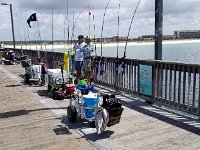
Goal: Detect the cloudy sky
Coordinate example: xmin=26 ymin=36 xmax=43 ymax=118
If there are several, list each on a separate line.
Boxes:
xmin=1 ymin=0 xmax=200 ymax=41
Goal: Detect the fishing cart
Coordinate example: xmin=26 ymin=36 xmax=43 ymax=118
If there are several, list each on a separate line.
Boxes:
xmin=47 ymin=67 xmax=75 ymax=100
xmin=67 ymin=79 xmax=124 ymax=133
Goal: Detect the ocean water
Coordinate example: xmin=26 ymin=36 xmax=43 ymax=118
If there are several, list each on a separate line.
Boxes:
xmin=38 ymin=41 xmax=200 ymax=64
xmin=95 ymin=42 xmax=200 ymax=64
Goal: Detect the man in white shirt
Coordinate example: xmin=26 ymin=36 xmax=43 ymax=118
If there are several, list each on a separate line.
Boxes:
xmin=73 ymin=35 xmax=85 ymax=79
xmin=0 ymin=42 xmax=4 ymax=50
xmin=80 ymin=36 xmax=95 ymax=83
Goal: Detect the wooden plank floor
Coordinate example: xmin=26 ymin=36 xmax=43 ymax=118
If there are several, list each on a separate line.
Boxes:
xmin=1 ymin=64 xmax=200 ymax=150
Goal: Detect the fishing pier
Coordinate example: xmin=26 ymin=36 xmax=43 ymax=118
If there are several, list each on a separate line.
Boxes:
xmin=11 ymin=48 xmax=200 ymax=117
xmin=1 ymin=0 xmax=200 ymax=150
xmin=1 ymin=48 xmax=200 ymax=150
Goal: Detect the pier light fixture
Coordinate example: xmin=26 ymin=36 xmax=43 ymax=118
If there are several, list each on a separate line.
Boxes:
xmin=1 ymin=2 xmax=16 ymax=50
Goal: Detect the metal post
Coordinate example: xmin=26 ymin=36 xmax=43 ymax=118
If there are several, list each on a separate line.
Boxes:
xmin=9 ymin=4 xmax=15 ymax=50
xmin=1 ymin=3 xmax=16 ymax=50
xmin=155 ymin=0 xmax=163 ymax=60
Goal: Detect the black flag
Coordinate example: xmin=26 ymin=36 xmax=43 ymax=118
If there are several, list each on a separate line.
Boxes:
xmin=27 ymin=13 xmax=37 ymax=28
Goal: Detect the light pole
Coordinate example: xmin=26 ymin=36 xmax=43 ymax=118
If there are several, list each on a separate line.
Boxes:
xmin=155 ymin=0 xmax=163 ymax=60
xmin=1 ymin=3 xmax=16 ymax=50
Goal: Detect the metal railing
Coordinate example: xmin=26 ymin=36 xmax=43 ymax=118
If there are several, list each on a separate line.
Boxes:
xmin=94 ymin=57 xmax=200 ymax=116
xmin=11 ymin=48 xmax=200 ymax=116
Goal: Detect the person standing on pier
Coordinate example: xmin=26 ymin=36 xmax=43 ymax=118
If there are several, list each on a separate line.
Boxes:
xmin=80 ymin=36 xmax=95 ymax=84
xmin=0 ymin=42 xmax=4 ymax=50
xmin=73 ymin=35 xmax=85 ymax=79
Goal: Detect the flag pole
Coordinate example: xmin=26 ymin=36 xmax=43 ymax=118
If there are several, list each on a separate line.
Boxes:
xmin=52 ymin=7 xmax=54 ymax=53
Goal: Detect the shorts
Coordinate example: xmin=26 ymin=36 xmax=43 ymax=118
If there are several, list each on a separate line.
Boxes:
xmin=82 ymin=59 xmax=91 ymax=72
xmin=75 ymin=61 xmax=82 ymax=72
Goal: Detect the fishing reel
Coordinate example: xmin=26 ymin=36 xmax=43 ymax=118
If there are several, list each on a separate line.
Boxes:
xmin=115 ymin=57 xmax=126 ymax=74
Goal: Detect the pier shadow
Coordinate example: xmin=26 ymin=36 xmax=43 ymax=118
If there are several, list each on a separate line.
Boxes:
xmin=36 ymin=89 xmax=48 ymax=97
xmin=95 ymin=85 xmax=200 ymax=136
xmin=5 ymin=84 xmax=22 ymax=87
xmin=61 ymin=115 xmax=93 ymax=129
xmin=0 ymin=107 xmax=67 ymax=118
xmin=80 ymin=130 xmax=114 ymax=142
xmin=0 ymin=109 xmax=28 ymax=118
xmin=18 ymin=74 xmax=24 ymax=79
xmin=61 ymin=115 xmax=114 ymax=141
xmin=120 ymin=99 xmax=200 ymax=136
xmin=53 ymin=125 xmax=72 ymax=135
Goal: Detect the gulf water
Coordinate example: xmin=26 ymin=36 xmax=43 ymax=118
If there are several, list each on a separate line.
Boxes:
xmin=47 ymin=41 xmax=200 ymax=64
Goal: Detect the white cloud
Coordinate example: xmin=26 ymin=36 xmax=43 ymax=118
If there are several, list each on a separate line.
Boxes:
xmin=1 ymin=0 xmax=200 ymax=41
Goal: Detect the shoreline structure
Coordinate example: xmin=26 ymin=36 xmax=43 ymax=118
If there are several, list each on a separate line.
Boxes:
xmin=5 ymin=39 xmax=200 ymax=50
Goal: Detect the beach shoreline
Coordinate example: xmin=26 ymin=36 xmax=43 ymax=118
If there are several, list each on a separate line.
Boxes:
xmin=5 ymin=39 xmax=200 ymax=50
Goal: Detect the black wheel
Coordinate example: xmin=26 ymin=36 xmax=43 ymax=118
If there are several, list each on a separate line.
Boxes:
xmin=145 ymin=100 xmax=154 ymax=105
xmin=47 ymin=84 xmax=52 ymax=93
xmin=24 ymin=74 xmax=30 ymax=83
xmin=90 ymin=121 xmax=96 ymax=128
xmin=53 ymin=91 xmax=57 ymax=100
xmin=67 ymin=105 xmax=77 ymax=122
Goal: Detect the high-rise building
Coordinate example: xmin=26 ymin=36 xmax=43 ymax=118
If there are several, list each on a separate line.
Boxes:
xmin=174 ymin=30 xmax=200 ymax=39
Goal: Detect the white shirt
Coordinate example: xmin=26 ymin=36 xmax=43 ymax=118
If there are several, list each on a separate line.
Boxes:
xmin=0 ymin=43 xmax=4 ymax=49
xmin=73 ymin=42 xmax=85 ymax=61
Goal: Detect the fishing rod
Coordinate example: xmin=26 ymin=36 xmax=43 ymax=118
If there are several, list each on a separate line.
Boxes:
xmin=115 ymin=0 xmax=120 ymax=89
xmin=67 ymin=0 xmax=70 ymax=46
xmin=123 ymin=0 xmax=142 ymax=58
xmin=36 ymin=20 xmax=42 ymax=60
xmin=23 ymin=29 xmax=27 ymax=50
xmin=24 ymin=10 xmax=30 ymax=50
xmin=96 ymin=0 xmax=112 ymax=77
xmin=64 ymin=0 xmax=69 ymax=48
xmin=71 ymin=6 xmax=88 ymax=42
xmin=116 ymin=0 xmax=120 ymax=60
xmin=100 ymin=0 xmax=111 ymax=57
xmin=15 ymin=11 xmax=23 ymax=53
xmin=92 ymin=10 xmax=97 ymax=55
xmin=52 ymin=7 xmax=54 ymax=52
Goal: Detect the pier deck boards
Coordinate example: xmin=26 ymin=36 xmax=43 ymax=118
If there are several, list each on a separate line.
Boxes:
xmin=0 ymin=64 xmax=200 ymax=150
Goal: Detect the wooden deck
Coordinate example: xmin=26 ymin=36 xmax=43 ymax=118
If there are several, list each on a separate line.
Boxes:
xmin=0 ymin=64 xmax=200 ymax=150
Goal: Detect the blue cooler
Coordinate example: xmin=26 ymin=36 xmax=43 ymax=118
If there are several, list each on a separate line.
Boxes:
xmin=83 ymin=94 xmax=99 ymax=118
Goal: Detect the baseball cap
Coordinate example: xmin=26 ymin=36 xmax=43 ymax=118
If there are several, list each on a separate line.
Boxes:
xmin=78 ymin=35 xmax=84 ymax=39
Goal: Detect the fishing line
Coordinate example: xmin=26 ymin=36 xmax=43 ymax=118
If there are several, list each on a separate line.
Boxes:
xmin=124 ymin=0 xmax=142 ymax=58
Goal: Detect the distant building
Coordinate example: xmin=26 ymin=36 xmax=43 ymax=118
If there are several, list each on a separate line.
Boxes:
xmin=174 ymin=30 xmax=200 ymax=39
xmin=139 ymin=35 xmax=175 ymax=41
xmin=140 ymin=35 xmax=155 ymax=41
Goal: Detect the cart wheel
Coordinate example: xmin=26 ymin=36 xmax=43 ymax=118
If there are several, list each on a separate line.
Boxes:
xmin=90 ymin=121 xmax=96 ymax=128
xmin=47 ymin=84 xmax=52 ymax=93
xmin=67 ymin=105 xmax=77 ymax=122
xmin=24 ymin=74 xmax=30 ymax=83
